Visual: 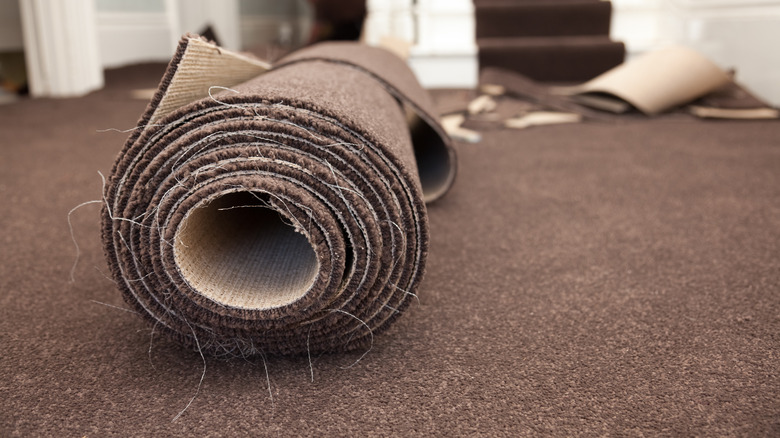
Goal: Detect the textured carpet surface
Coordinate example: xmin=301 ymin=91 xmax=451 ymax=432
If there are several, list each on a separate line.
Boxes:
xmin=475 ymin=1 xmax=613 ymax=39
xmin=477 ymin=36 xmax=626 ymax=83
xmin=1 ymin=64 xmax=779 ymax=436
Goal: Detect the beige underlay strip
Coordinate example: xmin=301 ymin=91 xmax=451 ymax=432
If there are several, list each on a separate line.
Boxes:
xmin=554 ymin=45 xmax=732 ymax=115
xmin=148 ymin=37 xmax=271 ymax=126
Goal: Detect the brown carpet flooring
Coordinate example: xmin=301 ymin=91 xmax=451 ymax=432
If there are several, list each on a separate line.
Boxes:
xmin=1 ymin=64 xmax=778 ymax=436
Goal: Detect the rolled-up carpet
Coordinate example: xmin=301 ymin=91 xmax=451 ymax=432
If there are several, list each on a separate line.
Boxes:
xmin=101 ymin=35 xmax=456 ymax=357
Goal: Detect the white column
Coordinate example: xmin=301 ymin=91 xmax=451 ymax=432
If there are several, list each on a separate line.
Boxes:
xmin=19 ymin=0 xmax=104 ymax=97
xmin=364 ymin=0 xmax=415 ymax=46
xmin=408 ymin=0 xmax=477 ymax=88
xmin=610 ymin=0 xmax=672 ymax=57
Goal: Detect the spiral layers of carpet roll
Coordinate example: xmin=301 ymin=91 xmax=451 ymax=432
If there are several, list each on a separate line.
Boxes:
xmin=101 ymin=36 xmax=456 ymax=356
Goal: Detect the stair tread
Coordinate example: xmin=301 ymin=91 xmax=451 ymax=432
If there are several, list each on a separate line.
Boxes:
xmin=478 ymin=39 xmax=625 ymax=82
xmin=476 ymin=1 xmax=613 ymax=38
xmin=478 ymin=35 xmax=622 ymax=48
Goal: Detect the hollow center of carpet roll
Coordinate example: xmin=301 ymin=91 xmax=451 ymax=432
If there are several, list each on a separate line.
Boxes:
xmin=173 ymin=191 xmax=319 ymax=310
xmin=408 ymin=113 xmax=454 ymax=202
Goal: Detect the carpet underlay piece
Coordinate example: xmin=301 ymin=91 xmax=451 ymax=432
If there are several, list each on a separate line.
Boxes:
xmin=101 ymin=35 xmax=457 ymax=356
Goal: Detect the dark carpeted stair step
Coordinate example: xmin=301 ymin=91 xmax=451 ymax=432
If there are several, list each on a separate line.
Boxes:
xmin=474 ymin=0 xmax=602 ymax=4
xmin=478 ymin=36 xmax=625 ymax=82
xmin=475 ymin=0 xmax=613 ymax=39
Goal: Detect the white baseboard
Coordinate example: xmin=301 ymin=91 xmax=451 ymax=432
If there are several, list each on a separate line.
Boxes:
xmin=408 ymin=48 xmax=477 ymax=89
xmin=97 ymin=12 xmax=177 ymax=68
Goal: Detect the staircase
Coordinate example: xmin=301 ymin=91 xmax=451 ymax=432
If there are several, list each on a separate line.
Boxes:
xmin=475 ymin=0 xmax=625 ymax=82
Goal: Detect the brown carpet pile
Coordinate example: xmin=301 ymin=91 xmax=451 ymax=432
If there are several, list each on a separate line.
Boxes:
xmin=1 ymin=59 xmax=778 ymax=435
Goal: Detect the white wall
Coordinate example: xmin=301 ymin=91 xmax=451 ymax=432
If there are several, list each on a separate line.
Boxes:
xmin=178 ymin=0 xmax=241 ymax=51
xmin=612 ymin=0 xmax=780 ymax=105
xmin=239 ymin=0 xmax=311 ymax=50
xmin=96 ymin=0 xmax=179 ymax=68
xmin=97 ymin=0 xmax=243 ymax=68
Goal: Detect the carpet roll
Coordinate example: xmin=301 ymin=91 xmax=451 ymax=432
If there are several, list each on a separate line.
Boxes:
xmin=101 ymin=36 xmax=456 ymax=357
